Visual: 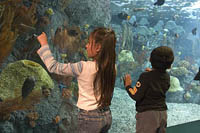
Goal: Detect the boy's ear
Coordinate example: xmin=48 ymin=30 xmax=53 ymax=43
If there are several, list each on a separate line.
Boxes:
xmin=149 ymin=58 xmax=152 ymax=63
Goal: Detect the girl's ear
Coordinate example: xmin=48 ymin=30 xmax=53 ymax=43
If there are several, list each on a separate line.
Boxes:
xmin=96 ymin=44 xmax=101 ymax=52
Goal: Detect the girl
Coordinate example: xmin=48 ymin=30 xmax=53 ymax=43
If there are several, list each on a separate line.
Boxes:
xmin=37 ymin=27 xmax=116 ymax=133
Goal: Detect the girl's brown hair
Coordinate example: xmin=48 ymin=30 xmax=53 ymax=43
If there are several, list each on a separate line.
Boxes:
xmin=90 ymin=27 xmax=116 ymax=108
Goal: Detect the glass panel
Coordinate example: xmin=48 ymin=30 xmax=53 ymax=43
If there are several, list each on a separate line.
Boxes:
xmin=0 ymin=0 xmax=200 ymax=132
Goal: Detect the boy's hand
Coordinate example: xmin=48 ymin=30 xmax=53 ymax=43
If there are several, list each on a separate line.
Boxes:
xmin=123 ymin=74 xmax=132 ymax=87
xmin=37 ymin=32 xmax=48 ymax=46
xmin=145 ymin=67 xmax=152 ymax=72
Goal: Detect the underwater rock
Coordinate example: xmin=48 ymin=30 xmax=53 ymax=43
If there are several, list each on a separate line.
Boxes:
xmin=172 ymin=25 xmax=185 ymax=34
xmin=117 ymin=50 xmax=139 ymax=76
xmin=135 ymin=26 xmax=150 ymax=36
xmin=191 ymin=83 xmax=200 ymax=93
xmin=118 ymin=50 xmax=135 ymax=63
xmin=168 ymin=76 xmax=184 ymax=92
xmin=0 ymin=60 xmax=54 ymax=100
xmin=177 ymin=60 xmax=190 ymax=70
xmin=170 ymin=66 xmax=190 ymax=77
xmin=138 ymin=18 xmax=149 ymax=26
xmin=42 ymin=86 xmax=52 ymax=98
xmin=0 ymin=121 xmax=14 ymax=133
xmin=128 ymin=15 xmax=137 ymax=26
xmin=165 ymin=20 xmax=177 ymax=30
xmin=183 ymin=91 xmax=191 ymax=101
xmin=148 ymin=27 xmax=157 ymax=36
xmin=64 ymin=0 xmax=111 ymax=26
xmin=21 ymin=76 xmax=36 ymax=100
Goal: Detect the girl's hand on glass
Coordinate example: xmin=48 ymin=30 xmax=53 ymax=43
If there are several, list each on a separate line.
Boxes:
xmin=37 ymin=32 xmax=48 ymax=46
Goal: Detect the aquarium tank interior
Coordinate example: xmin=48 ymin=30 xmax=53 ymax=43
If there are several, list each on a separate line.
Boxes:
xmin=0 ymin=0 xmax=200 ymax=132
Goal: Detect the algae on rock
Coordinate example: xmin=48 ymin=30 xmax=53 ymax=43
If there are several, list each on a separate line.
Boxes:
xmin=0 ymin=60 xmax=54 ymax=100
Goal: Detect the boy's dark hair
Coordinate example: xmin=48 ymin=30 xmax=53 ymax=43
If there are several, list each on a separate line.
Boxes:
xmin=150 ymin=46 xmax=174 ymax=70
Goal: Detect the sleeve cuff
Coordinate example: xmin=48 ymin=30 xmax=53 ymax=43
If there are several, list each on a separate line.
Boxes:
xmin=125 ymin=85 xmax=132 ymax=90
xmin=37 ymin=45 xmax=49 ymax=55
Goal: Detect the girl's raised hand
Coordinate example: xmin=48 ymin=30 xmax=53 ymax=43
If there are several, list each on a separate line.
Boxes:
xmin=37 ymin=32 xmax=48 ymax=46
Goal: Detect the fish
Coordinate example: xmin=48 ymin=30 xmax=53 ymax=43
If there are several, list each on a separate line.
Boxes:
xmin=133 ymin=8 xmax=146 ymax=12
xmin=20 ymin=23 xmax=36 ymax=31
xmin=117 ymin=12 xmax=129 ymax=20
xmin=177 ymin=51 xmax=182 ymax=56
xmin=194 ymin=67 xmax=200 ymax=80
xmin=45 ymin=8 xmax=54 ymax=16
xmin=163 ymin=29 xmax=169 ymax=32
xmin=42 ymin=86 xmax=51 ymax=97
xmin=84 ymin=24 xmax=90 ymax=29
xmin=175 ymin=33 xmax=179 ymax=38
xmin=58 ymin=83 xmax=67 ymax=93
xmin=60 ymin=53 xmax=67 ymax=60
xmin=192 ymin=27 xmax=197 ymax=35
xmin=154 ymin=0 xmax=165 ymax=6
xmin=21 ymin=76 xmax=36 ymax=99
xmin=173 ymin=14 xmax=179 ymax=20
xmin=67 ymin=29 xmax=78 ymax=36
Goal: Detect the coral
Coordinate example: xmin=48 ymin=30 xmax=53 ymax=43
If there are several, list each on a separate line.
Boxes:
xmin=57 ymin=0 xmax=71 ymax=11
xmin=0 ymin=60 xmax=54 ymax=100
xmin=132 ymin=50 xmax=148 ymax=65
xmin=170 ymin=66 xmax=190 ymax=77
xmin=168 ymin=76 xmax=184 ymax=92
xmin=52 ymin=26 xmax=87 ymax=57
xmin=177 ymin=60 xmax=190 ymax=69
xmin=183 ymin=91 xmax=191 ymax=101
xmin=38 ymin=16 xmax=50 ymax=28
xmin=117 ymin=49 xmax=140 ymax=76
xmin=121 ymin=22 xmax=134 ymax=51
xmin=190 ymin=82 xmax=200 ymax=93
xmin=118 ymin=50 xmax=135 ymax=63
xmin=0 ymin=0 xmax=19 ymax=66
xmin=27 ymin=111 xmax=39 ymax=127
xmin=29 ymin=120 xmax=36 ymax=128
xmin=117 ymin=61 xmax=139 ymax=76
xmin=13 ymin=0 xmax=39 ymax=34
xmin=0 ymin=0 xmax=39 ymax=66
xmin=53 ymin=115 xmax=61 ymax=124
xmin=184 ymin=56 xmax=196 ymax=66
xmin=62 ymin=89 xmax=72 ymax=99
xmin=45 ymin=8 xmax=54 ymax=16
xmin=0 ymin=3 xmax=5 ymax=18
xmin=26 ymin=112 xmax=39 ymax=121
xmin=42 ymin=87 xmax=52 ymax=98
xmin=0 ymin=90 xmax=42 ymax=121
xmin=69 ymin=82 xmax=79 ymax=100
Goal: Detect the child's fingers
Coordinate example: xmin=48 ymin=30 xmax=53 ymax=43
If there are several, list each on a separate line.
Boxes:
xmin=124 ymin=74 xmax=131 ymax=80
xmin=122 ymin=74 xmax=132 ymax=87
xmin=37 ymin=32 xmax=48 ymax=46
xmin=145 ymin=67 xmax=152 ymax=72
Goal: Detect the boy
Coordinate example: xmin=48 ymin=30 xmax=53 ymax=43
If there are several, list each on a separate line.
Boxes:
xmin=123 ymin=46 xmax=174 ymax=133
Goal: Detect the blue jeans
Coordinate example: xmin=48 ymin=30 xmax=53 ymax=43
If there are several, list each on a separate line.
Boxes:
xmin=77 ymin=107 xmax=112 ymax=133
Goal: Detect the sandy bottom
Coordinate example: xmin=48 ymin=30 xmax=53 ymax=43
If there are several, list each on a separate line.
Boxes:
xmin=109 ymin=87 xmax=200 ymax=133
